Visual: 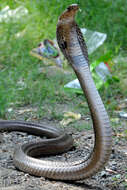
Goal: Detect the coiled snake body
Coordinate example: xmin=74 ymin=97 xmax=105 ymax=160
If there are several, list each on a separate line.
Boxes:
xmin=0 ymin=4 xmax=112 ymax=180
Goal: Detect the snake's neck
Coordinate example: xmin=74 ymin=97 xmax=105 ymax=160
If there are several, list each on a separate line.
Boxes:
xmin=58 ymin=17 xmax=74 ymax=25
xmin=66 ymin=28 xmax=111 ymax=149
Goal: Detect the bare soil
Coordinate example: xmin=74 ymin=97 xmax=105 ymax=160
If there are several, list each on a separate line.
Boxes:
xmin=0 ymin=114 xmax=127 ymax=190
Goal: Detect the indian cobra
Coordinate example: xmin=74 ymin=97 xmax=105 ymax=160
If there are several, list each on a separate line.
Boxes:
xmin=0 ymin=4 xmax=112 ymax=180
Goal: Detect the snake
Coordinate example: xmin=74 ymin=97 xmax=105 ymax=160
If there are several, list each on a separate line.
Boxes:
xmin=0 ymin=4 xmax=112 ymax=180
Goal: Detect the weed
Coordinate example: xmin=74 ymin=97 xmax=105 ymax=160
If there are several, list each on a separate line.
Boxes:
xmin=0 ymin=0 xmax=126 ymax=125
xmin=73 ymin=123 xmax=92 ymax=131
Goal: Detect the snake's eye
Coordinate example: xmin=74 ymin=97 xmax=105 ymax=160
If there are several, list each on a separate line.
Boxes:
xmin=67 ymin=6 xmax=71 ymax=11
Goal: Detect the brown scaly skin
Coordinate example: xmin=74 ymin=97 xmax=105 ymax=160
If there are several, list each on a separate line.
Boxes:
xmin=0 ymin=4 xmax=112 ymax=180
xmin=56 ymin=4 xmax=112 ymax=180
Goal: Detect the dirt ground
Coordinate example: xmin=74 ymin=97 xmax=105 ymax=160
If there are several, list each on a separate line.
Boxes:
xmin=0 ymin=115 xmax=127 ymax=190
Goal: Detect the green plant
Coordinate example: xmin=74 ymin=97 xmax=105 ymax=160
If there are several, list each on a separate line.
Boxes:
xmin=0 ymin=0 xmax=126 ymax=121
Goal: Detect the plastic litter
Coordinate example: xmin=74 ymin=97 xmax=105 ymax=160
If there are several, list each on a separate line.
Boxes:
xmin=124 ymin=99 xmax=127 ymax=103
xmin=30 ymin=39 xmax=62 ymax=67
xmin=38 ymin=39 xmax=59 ymax=58
xmin=119 ymin=112 xmax=127 ymax=119
xmin=81 ymin=28 xmax=107 ymax=54
xmin=0 ymin=6 xmax=28 ymax=22
xmin=64 ymin=79 xmax=81 ymax=89
xmin=113 ymin=55 xmax=127 ymax=64
xmin=95 ymin=62 xmax=111 ymax=82
xmin=65 ymin=61 xmax=111 ymax=92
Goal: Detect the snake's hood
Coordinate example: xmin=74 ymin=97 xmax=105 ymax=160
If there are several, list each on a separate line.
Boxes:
xmin=59 ymin=4 xmax=79 ymax=21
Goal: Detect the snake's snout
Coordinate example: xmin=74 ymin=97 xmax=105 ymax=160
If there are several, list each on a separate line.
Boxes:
xmin=67 ymin=4 xmax=79 ymax=12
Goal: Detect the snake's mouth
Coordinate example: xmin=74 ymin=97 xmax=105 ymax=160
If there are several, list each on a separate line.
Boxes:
xmin=59 ymin=4 xmax=79 ymax=21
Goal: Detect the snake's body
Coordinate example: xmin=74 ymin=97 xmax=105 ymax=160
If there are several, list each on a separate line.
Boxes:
xmin=0 ymin=4 xmax=112 ymax=180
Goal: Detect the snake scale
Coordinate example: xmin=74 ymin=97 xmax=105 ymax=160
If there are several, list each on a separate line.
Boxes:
xmin=0 ymin=4 xmax=112 ymax=180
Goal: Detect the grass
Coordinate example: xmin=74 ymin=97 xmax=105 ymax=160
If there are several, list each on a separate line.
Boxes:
xmin=0 ymin=0 xmax=127 ymax=124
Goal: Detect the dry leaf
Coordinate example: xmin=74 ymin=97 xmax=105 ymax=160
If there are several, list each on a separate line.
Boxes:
xmin=60 ymin=111 xmax=81 ymax=126
xmin=18 ymin=108 xmax=34 ymax=114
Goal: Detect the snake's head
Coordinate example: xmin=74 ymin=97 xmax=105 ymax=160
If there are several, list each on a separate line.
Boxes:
xmin=59 ymin=4 xmax=79 ymax=21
